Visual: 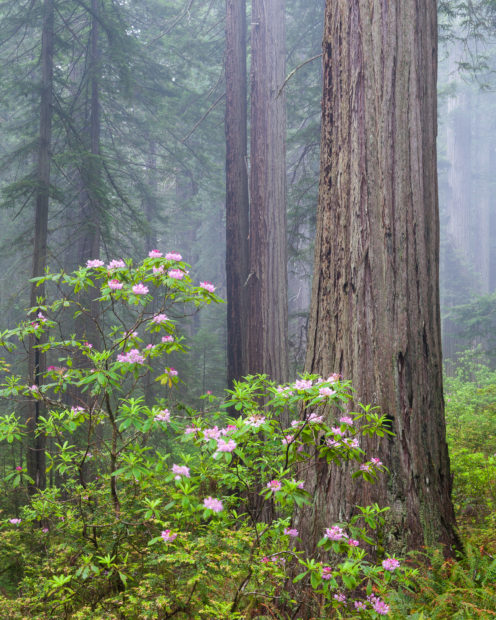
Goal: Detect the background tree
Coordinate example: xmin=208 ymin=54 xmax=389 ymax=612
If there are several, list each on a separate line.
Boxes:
xmin=300 ymin=0 xmax=460 ymax=554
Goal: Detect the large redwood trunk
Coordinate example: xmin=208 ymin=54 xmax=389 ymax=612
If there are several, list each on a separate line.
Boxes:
xmin=300 ymin=0 xmax=460 ymax=554
xmin=225 ymin=0 xmax=249 ymax=387
xmin=27 ymin=0 xmax=54 ymax=492
xmin=247 ymin=0 xmax=288 ymax=384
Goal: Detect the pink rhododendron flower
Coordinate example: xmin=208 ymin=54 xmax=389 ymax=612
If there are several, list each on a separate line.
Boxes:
xmin=321 ymin=566 xmax=332 ymax=580
xmin=266 ymin=480 xmax=282 ymax=493
xmin=161 ymin=529 xmax=177 ymax=542
xmin=15 ymin=466 xmax=22 ymax=471
xmin=148 ymin=249 xmax=163 ymax=257
xmin=284 ymin=527 xmax=298 ymax=537
xmin=200 ymin=281 xmax=216 ymax=293
xmin=165 ymin=367 xmax=178 ymax=376
xmin=294 ymin=379 xmax=312 ymax=390
xmin=168 ymin=269 xmax=184 ymax=280
xmin=107 ymin=259 xmax=125 ymax=269
xmin=382 ymin=557 xmax=400 ymax=571
xmin=162 ymin=335 xmax=174 ymax=343
xmin=360 ymin=464 xmax=371 ymax=472
xmin=132 ymin=283 xmax=149 ymax=295
xmin=325 ymin=525 xmax=347 ymax=541
xmin=154 ymin=409 xmax=170 ymax=423
xmin=354 ymin=601 xmax=366 ymax=611
xmin=348 ymin=538 xmax=360 ymax=547
xmin=339 ymin=415 xmax=354 ymax=425
xmin=216 ymin=438 xmax=237 ymax=453
xmin=172 ymin=464 xmax=190 ymax=479
xmin=37 ymin=312 xmax=47 ymax=322
xmin=152 ymin=314 xmax=168 ymax=324
xmin=30 ymin=385 xmax=39 ymax=392
xmin=371 ymin=598 xmax=390 ymax=615
xmin=9 ymin=518 xmax=21 ymax=525
xmin=84 ymin=342 xmax=93 ymax=348
xmin=246 ymin=415 xmax=265 ymax=428
xmin=42 ymin=527 xmax=49 ymax=533
xmin=117 ymin=349 xmax=145 ymax=364
xmin=307 ymin=413 xmax=323 ymax=423
xmin=327 ymin=373 xmax=341 ymax=382
xmin=166 ymin=251 xmax=182 ymax=261
xmin=184 ymin=426 xmax=199 ymax=435
xmin=326 ymin=438 xmax=340 ymax=448
xmin=145 ymin=344 xmax=155 ymax=350
xmin=371 ymin=457 xmax=383 ymax=466
xmin=86 ymin=259 xmax=104 ymax=268
xmin=153 ymin=265 xmax=164 ymax=274
xmin=203 ymin=497 xmax=223 ymax=512
xmin=203 ymin=426 xmax=221 ymax=440
xmin=343 ymin=437 xmax=359 ymax=448
xmin=331 ymin=426 xmax=345 ymax=436
xmin=334 ymin=593 xmax=346 ymax=602
xmin=108 ymin=279 xmax=123 ymax=290
xmin=319 ymin=386 xmax=336 ymax=397
xmin=282 ymin=435 xmax=294 ymax=445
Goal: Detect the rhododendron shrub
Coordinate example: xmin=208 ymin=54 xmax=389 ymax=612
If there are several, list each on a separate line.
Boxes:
xmin=0 ymin=255 xmax=414 ymax=618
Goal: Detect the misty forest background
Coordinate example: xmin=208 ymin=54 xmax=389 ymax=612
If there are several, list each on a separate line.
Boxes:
xmin=0 ymin=0 xmax=496 ymax=617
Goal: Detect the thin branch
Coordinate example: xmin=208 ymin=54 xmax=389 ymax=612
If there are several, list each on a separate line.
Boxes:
xmin=277 ymin=54 xmax=322 ymax=98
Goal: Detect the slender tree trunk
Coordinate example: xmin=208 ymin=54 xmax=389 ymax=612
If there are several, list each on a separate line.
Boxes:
xmin=247 ymin=0 xmax=288 ymax=384
xmin=299 ymin=0 xmax=460 ymax=556
xmin=27 ymin=0 xmax=54 ymax=493
xmin=225 ymin=0 xmax=250 ymax=387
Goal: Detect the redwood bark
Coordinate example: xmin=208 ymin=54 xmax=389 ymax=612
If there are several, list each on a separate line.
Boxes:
xmin=27 ymin=0 xmax=54 ymax=492
xmin=301 ymin=0 xmax=460 ymax=554
xmin=225 ymin=0 xmax=249 ymax=386
xmin=247 ymin=0 xmax=288 ymax=384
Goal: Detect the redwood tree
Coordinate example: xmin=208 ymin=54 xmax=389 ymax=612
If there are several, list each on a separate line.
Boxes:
xmin=247 ymin=0 xmax=289 ymax=384
xmin=301 ymin=0 xmax=460 ymax=553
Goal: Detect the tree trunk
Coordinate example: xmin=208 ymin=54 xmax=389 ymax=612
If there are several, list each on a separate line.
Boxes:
xmin=247 ymin=0 xmax=288 ymax=384
xmin=300 ymin=0 xmax=460 ymax=555
xmin=27 ymin=0 xmax=54 ymax=493
xmin=225 ymin=0 xmax=250 ymax=387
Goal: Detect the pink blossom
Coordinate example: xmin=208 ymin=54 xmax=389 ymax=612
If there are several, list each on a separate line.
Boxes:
xmin=132 ymin=283 xmax=149 ymax=295
xmin=117 ymin=349 xmax=145 ymax=364
xmin=348 ymin=539 xmax=360 ymax=547
xmin=246 ymin=415 xmax=265 ymax=428
xmin=168 ymin=269 xmax=184 ymax=280
xmin=267 ymin=480 xmax=282 ymax=493
xmin=200 ymin=281 xmax=216 ymax=293
xmin=148 ymin=249 xmax=163 ymax=258
xmin=145 ymin=344 xmax=155 ymax=350
xmin=108 ymin=279 xmax=123 ymax=290
xmin=15 ymin=466 xmax=22 ymax=471
xmin=297 ymin=480 xmax=305 ymax=489
xmin=37 ymin=312 xmax=47 ymax=322
xmin=261 ymin=556 xmax=271 ymax=564
xmin=9 ymin=518 xmax=21 ymax=525
xmin=107 ymin=259 xmax=125 ymax=269
xmin=165 ymin=367 xmax=178 ymax=377
xmin=166 ymin=251 xmax=182 ymax=261
xmin=334 ymin=593 xmax=346 ymax=602
xmin=221 ymin=424 xmax=237 ymax=434
xmin=319 ymin=386 xmax=336 ymax=397
xmin=307 ymin=413 xmax=323 ymax=423
xmin=371 ymin=457 xmax=383 ymax=466
xmin=161 ymin=529 xmax=177 ymax=542
xmin=326 ymin=438 xmax=340 ymax=448
xmin=339 ymin=415 xmax=354 ymax=426
xmin=282 ymin=435 xmax=294 ymax=445
xmin=291 ymin=420 xmax=302 ymax=427
xmin=325 ymin=525 xmax=347 ymax=541
xmin=153 ymin=265 xmax=164 ymax=274
xmin=343 ymin=437 xmax=359 ymax=448
xmin=162 ymin=335 xmax=174 ymax=343
xmin=42 ymin=527 xmax=49 ymax=533
xmin=371 ymin=598 xmax=390 ymax=615
xmin=203 ymin=427 xmax=221 ymax=440
xmin=284 ymin=527 xmax=298 ymax=537
xmin=382 ymin=557 xmax=400 ymax=571
xmin=327 ymin=373 xmax=341 ymax=382
xmin=354 ymin=601 xmax=366 ymax=611
xmin=84 ymin=342 xmax=93 ymax=348
xmin=216 ymin=438 xmax=237 ymax=453
xmin=30 ymin=385 xmax=39 ymax=392
xmin=331 ymin=426 xmax=345 ymax=436
xmin=321 ymin=566 xmax=332 ymax=580
xmin=172 ymin=464 xmax=190 ymax=479
xmin=154 ymin=409 xmax=170 ymax=423
xmin=184 ymin=426 xmax=199 ymax=435
xmin=203 ymin=497 xmax=223 ymax=512
xmin=360 ymin=464 xmax=371 ymax=472
xmin=86 ymin=259 xmax=104 ymax=268
xmin=294 ymin=379 xmax=312 ymax=390
xmin=206 ymin=390 xmax=212 ymax=394
xmin=152 ymin=313 xmax=168 ymax=324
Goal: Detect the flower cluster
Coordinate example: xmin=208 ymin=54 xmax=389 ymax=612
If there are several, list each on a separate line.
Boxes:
xmin=172 ymin=464 xmax=190 ymax=480
xmin=154 ymin=409 xmax=170 ymax=423
xmin=117 ymin=349 xmax=145 ymax=364
xmin=203 ymin=497 xmax=223 ymax=512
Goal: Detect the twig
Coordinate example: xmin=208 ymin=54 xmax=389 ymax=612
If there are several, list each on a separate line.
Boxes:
xmin=277 ymin=54 xmax=323 ymax=98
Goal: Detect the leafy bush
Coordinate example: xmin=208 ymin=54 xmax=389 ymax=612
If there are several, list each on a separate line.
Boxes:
xmin=0 ymin=254 xmax=414 ymax=618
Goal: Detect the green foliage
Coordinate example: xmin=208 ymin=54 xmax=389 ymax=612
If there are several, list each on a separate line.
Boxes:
xmin=0 ymin=258 xmax=412 ymax=618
